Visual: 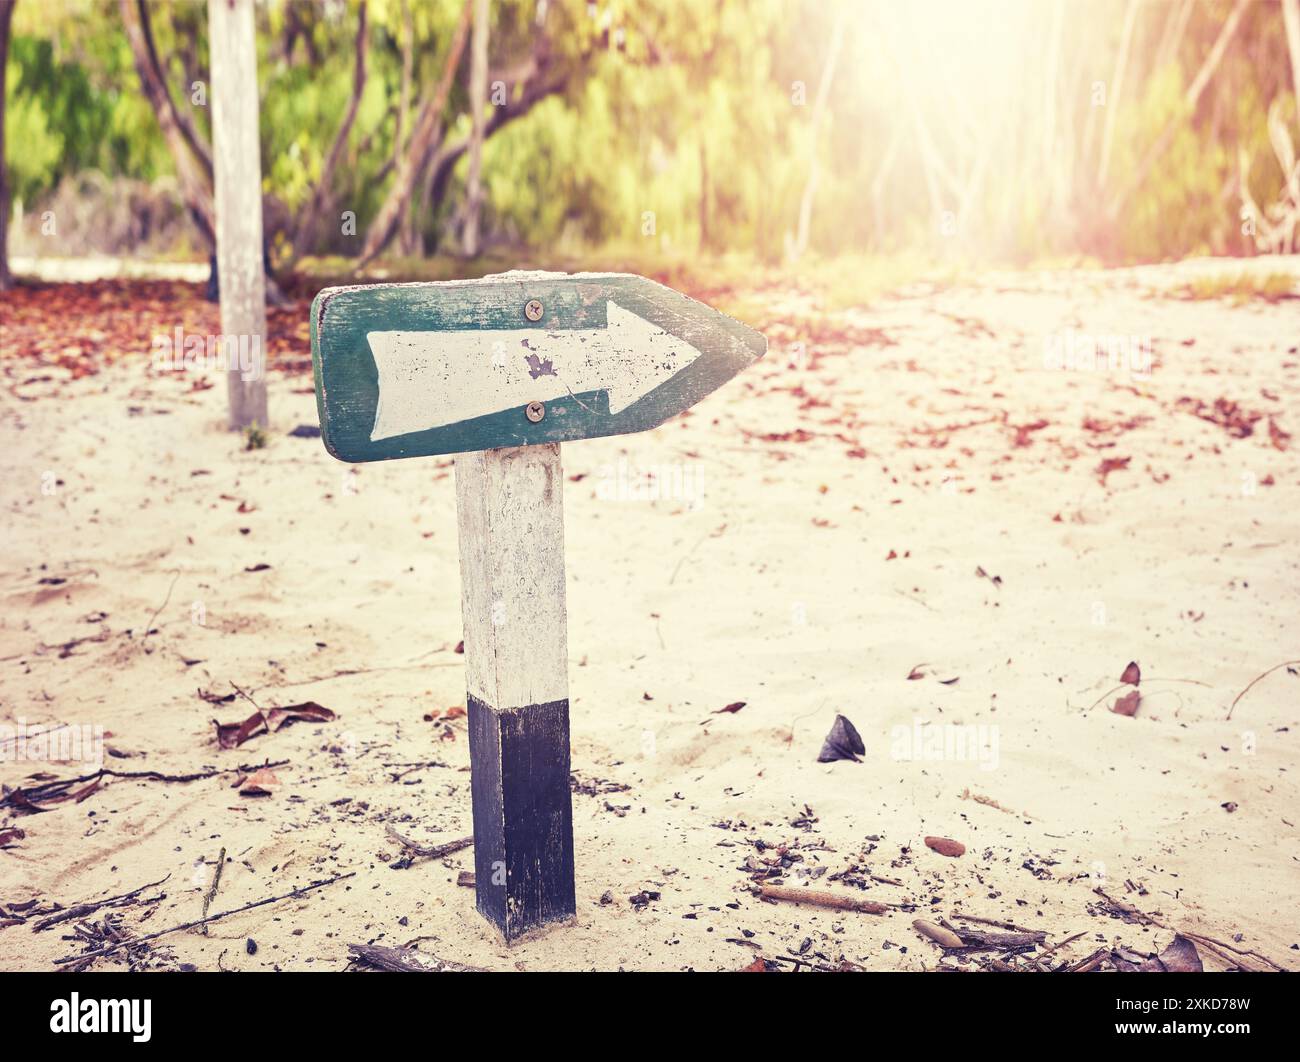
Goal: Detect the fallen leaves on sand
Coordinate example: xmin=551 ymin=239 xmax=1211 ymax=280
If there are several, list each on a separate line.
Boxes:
xmin=1176 ymin=396 xmax=1263 ymax=439
xmin=238 ymin=769 xmax=280 ymax=797
xmin=816 ymin=714 xmax=864 ymax=763
xmin=974 ymin=565 xmax=1002 ymax=587
xmin=1112 ymin=690 xmax=1142 ymax=717
xmin=1150 ymin=935 xmax=1203 ymax=973
xmin=1071 ymin=934 xmax=1204 ymax=973
xmin=1268 ymin=417 xmax=1291 ymax=450
xmin=2 ymin=762 xmax=289 ymax=814
xmin=214 ymin=702 xmax=336 ymax=749
xmin=924 ymin=836 xmax=966 ymax=857
xmin=424 ymin=705 xmax=466 ymax=722
xmin=1096 ymin=455 xmax=1131 ymax=485
xmin=215 ymin=711 xmax=266 ymax=749
xmin=1120 ymin=660 xmax=1141 ymax=686
xmin=906 ymin=663 xmax=960 ymax=684
xmin=0 ymin=828 xmax=26 ymax=848
xmin=1009 ymin=418 xmax=1050 ymax=448
xmin=1 ymin=774 xmax=103 ymax=814
xmin=714 ymin=701 xmax=747 ymax=715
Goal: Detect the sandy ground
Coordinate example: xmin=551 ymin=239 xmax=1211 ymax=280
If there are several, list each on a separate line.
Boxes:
xmin=1 ymin=260 xmax=1297 ymax=972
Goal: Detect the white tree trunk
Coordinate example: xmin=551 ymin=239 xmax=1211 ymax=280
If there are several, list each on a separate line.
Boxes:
xmin=1097 ymin=0 xmax=1140 ymax=190
xmin=787 ymin=10 xmax=845 ymax=264
xmin=209 ymin=0 xmax=268 ymax=431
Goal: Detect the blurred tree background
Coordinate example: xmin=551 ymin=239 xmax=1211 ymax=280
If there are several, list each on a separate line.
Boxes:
xmin=2 ymin=0 xmax=1298 ymax=279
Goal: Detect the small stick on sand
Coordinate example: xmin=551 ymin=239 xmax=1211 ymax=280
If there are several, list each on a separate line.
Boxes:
xmin=33 ymin=874 xmax=171 ymax=932
xmin=950 ymin=913 xmax=1036 ymax=933
xmin=385 ymin=826 xmax=473 ymax=860
xmin=1226 ymin=659 xmax=1300 ymax=720
xmin=53 ymin=871 xmax=355 ymax=965
xmin=199 ymin=847 xmax=226 ymax=935
xmin=759 ymin=884 xmax=889 ymax=914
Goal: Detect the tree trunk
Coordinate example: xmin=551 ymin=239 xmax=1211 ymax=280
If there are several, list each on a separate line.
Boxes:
xmin=1109 ymin=0 xmax=1250 ymax=218
xmin=461 ymin=0 xmax=488 ymax=257
xmin=1154 ymin=0 xmax=1193 ymax=74
xmin=208 ymin=0 xmax=268 ymax=431
xmin=422 ymin=70 xmax=568 ymax=231
xmin=0 ymin=0 xmax=15 ymax=291
xmin=121 ymin=0 xmax=216 ymax=248
xmin=135 ymin=0 xmax=213 ymax=179
xmin=1097 ymin=0 xmax=1140 ymax=190
xmin=699 ymin=138 xmax=710 ymax=252
xmin=787 ymin=9 xmax=845 ymax=263
xmin=1284 ymin=0 xmax=1300 ymax=140
xmin=358 ymin=0 xmax=473 ymax=267
xmin=289 ymin=0 xmax=368 ymax=262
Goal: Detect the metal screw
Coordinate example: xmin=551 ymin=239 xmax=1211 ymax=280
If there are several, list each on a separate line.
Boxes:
xmin=525 ymin=401 xmax=545 ymax=423
xmin=524 ymin=299 xmax=544 ymax=322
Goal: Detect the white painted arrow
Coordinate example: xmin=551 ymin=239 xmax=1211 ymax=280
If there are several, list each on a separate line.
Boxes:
xmin=366 ymin=300 xmax=703 ymax=441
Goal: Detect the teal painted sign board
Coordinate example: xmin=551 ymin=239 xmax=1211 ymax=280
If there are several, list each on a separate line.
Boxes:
xmin=311 ymin=271 xmax=766 ymax=462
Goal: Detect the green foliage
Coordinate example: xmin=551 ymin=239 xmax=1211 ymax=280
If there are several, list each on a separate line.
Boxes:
xmin=1182 ymin=271 xmax=1297 ymax=303
xmin=4 ymin=0 xmax=1298 ymax=265
xmin=243 ymin=422 xmax=269 ymax=450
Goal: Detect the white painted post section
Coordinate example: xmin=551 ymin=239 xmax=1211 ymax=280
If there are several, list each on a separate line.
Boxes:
xmin=455 ymin=442 xmax=575 ymax=941
xmin=209 ymin=0 xmax=269 ymax=431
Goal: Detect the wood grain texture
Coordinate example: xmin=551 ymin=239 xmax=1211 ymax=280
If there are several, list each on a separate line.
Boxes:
xmin=208 ymin=0 xmax=268 ymax=430
xmin=311 ymin=271 xmax=766 ymax=462
xmin=456 ymin=443 xmax=574 ymax=940
xmin=454 ymin=443 xmax=567 ymax=710
xmin=468 ymin=695 xmax=575 ymax=940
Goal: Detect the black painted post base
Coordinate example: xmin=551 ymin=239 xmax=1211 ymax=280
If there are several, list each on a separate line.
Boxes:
xmin=468 ymin=694 xmax=576 ymax=941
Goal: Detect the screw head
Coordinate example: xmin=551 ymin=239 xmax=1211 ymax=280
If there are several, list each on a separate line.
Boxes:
xmin=525 ymin=400 xmax=545 ymax=423
xmin=524 ymin=299 xmax=544 ymax=322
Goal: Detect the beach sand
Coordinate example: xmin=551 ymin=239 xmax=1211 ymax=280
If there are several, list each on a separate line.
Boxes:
xmin=1 ymin=260 xmax=1297 ymax=971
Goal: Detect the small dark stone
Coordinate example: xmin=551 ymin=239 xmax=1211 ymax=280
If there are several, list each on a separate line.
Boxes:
xmin=246 ymin=938 xmax=258 ymax=955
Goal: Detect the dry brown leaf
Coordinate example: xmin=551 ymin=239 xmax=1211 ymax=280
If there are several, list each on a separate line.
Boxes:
xmin=265 ymin=702 xmax=335 ymax=732
xmin=239 ymin=769 xmax=280 ymax=797
xmin=1112 ymin=690 xmax=1141 ymax=717
xmin=924 ymin=836 xmax=966 ymax=857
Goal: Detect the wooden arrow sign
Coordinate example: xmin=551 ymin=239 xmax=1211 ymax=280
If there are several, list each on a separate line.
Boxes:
xmin=310 ymin=271 xmax=764 ymax=942
xmin=311 ymin=271 xmax=766 ymax=461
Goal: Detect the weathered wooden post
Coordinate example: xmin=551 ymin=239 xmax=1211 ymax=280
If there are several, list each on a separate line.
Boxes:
xmin=208 ymin=0 xmax=269 ymax=431
xmin=456 ymin=443 xmax=574 ymax=935
xmin=312 ymin=272 xmax=764 ymax=939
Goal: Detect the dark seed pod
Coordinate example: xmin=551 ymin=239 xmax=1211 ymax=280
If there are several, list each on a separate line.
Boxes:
xmin=817 ymin=714 xmax=865 ymax=763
